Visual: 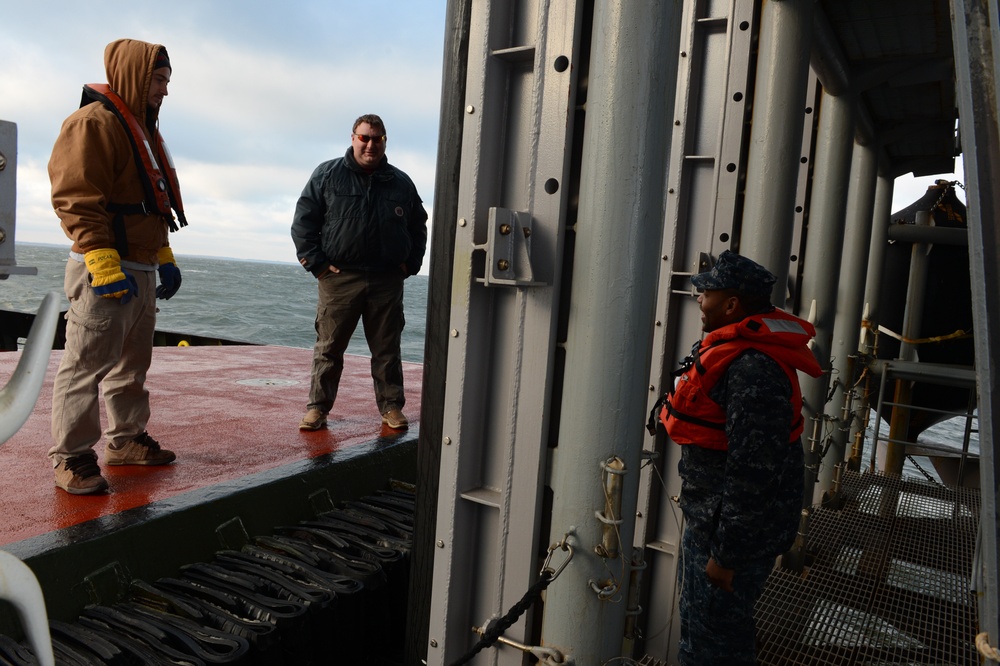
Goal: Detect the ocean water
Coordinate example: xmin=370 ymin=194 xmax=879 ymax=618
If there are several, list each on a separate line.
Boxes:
xmin=2 ymin=243 xmax=427 ymax=362
xmin=3 ymin=244 xmax=979 ymax=484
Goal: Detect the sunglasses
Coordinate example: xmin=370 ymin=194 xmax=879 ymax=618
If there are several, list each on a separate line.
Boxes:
xmin=354 ymin=133 xmax=386 ymax=144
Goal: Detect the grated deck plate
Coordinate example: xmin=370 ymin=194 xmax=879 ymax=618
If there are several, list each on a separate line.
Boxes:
xmin=755 ymin=470 xmax=980 ymax=665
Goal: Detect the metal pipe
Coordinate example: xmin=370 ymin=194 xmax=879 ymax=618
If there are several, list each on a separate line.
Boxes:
xmin=885 ymin=210 xmax=933 ymax=474
xmin=740 ymin=0 xmax=816 ymax=296
xmin=797 ymin=88 xmax=857 ymax=504
xmin=860 ymin=173 xmax=895 ymax=342
xmin=866 ymin=358 xmax=977 ymax=386
xmin=887 ymin=225 xmax=969 ymax=245
xmin=958 ymin=389 xmax=977 ymax=487
xmin=870 ymin=352 xmax=891 ymax=472
xmin=816 ymin=140 xmax=878 ymax=497
xmin=780 ymin=509 xmax=811 ymax=573
xmin=848 ymin=172 xmax=893 ymax=468
xmin=540 ymin=1 xmax=683 ymax=659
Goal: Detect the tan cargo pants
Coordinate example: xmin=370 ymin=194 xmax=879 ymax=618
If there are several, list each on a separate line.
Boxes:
xmin=48 ymin=259 xmax=157 ymax=465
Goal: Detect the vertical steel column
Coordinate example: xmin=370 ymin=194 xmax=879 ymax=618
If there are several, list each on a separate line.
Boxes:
xmin=859 ymin=171 xmax=894 ymax=348
xmin=428 ymin=2 xmax=584 ymax=663
xmin=796 ymin=89 xmax=856 ymax=501
xmin=540 ymin=1 xmax=683 ymax=661
xmin=740 ymin=0 xmax=815 ymax=291
xmin=881 ymin=210 xmax=932 ymax=474
xmin=847 ymin=170 xmax=893 ymax=469
xmin=817 ymin=140 xmax=878 ymax=495
xmin=408 ymin=2 xmax=472 ymax=660
xmin=951 ymin=0 xmax=1000 ymax=655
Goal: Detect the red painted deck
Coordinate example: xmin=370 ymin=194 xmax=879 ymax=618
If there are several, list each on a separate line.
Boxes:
xmin=0 ymin=345 xmax=422 ymax=548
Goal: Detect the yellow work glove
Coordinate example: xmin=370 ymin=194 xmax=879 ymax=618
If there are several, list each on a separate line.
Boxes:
xmin=84 ymin=248 xmax=138 ymax=304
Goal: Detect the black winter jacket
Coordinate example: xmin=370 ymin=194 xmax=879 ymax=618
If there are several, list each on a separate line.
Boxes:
xmin=291 ymin=149 xmax=427 ymax=277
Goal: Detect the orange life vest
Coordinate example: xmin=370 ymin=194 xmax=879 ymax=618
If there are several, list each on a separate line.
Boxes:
xmin=81 ymin=84 xmax=188 ymax=234
xmin=659 ymin=309 xmax=824 ymax=450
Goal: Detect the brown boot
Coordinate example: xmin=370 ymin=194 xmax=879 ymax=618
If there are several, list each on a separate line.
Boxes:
xmin=105 ymin=432 xmax=176 ymax=466
xmin=54 ymin=453 xmax=109 ymax=495
xmin=381 ymin=407 xmax=408 ymax=430
xmin=299 ymin=408 xmax=328 ymax=431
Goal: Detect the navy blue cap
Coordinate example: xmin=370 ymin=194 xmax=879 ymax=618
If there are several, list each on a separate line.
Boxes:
xmin=691 ymin=250 xmax=776 ymax=297
xmin=154 ymin=48 xmax=171 ymax=71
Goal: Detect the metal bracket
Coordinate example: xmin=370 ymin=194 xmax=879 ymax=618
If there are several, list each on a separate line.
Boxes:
xmin=481 ymin=207 xmax=546 ymax=287
xmin=471 ymin=627 xmax=568 ymax=663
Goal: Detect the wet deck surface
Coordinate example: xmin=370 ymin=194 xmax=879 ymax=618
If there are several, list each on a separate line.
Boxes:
xmin=0 ymin=345 xmax=422 ymax=549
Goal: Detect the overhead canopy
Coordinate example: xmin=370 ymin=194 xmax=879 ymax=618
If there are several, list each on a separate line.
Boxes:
xmin=814 ymin=0 xmax=958 ymax=178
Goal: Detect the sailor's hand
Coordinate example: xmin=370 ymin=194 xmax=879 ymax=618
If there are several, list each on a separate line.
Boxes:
xmin=156 ymin=247 xmax=182 ymax=300
xmin=84 ymin=248 xmax=139 ymax=304
xmin=705 ymin=557 xmax=735 ymax=593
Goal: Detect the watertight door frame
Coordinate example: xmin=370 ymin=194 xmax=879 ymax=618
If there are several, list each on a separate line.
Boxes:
xmin=426 ymin=2 xmax=584 ymax=663
xmin=637 ymin=0 xmax=767 ymax=658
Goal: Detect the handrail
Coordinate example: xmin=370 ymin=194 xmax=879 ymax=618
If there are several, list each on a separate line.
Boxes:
xmin=0 ymin=551 xmax=54 ymax=665
xmin=0 ymin=291 xmax=60 ymax=665
xmin=0 ymin=291 xmax=60 ymax=444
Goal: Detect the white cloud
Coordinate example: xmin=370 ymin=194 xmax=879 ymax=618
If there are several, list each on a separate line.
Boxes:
xmin=1 ymin=0 xmax=444 ymax=274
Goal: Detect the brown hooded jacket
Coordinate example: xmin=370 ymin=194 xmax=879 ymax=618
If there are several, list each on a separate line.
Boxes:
xmin=48 ymin=38 xmax=173 ymax=265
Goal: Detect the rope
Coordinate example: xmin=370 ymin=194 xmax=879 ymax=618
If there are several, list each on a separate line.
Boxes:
xmin=977 ymin=632 xmax=1000 ymax=662
xmin=873 ymin=324 xmax=972 ymax=346
xmin=448 ymin=570 xmax=554 ymax=666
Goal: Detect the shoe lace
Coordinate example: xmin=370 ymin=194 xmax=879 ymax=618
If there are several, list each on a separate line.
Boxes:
xmin=65 ymin=453 xmax=101 ymax=478
xmin=133 ymin=431 xmax=162 ymax=451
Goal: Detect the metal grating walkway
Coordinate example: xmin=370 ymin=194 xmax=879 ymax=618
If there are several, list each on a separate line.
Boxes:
xmin=756 ymin=470 xmax=981 ymax=665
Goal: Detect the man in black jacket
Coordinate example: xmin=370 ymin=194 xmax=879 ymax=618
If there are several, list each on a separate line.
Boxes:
xmin=291 ymin=114 xmax=427 ymax=431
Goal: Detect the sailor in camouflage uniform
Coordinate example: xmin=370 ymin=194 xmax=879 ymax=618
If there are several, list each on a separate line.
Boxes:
xmin=658 ymin=251 xmax=823 ymax=664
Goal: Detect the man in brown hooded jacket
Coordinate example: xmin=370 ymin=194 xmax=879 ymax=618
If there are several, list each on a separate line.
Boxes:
xmin=48 ymin=38 xmax=186 ymax=494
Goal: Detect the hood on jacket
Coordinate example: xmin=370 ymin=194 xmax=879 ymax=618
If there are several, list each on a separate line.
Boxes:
xmin=104 ymin=38 xmax=165 ymax=126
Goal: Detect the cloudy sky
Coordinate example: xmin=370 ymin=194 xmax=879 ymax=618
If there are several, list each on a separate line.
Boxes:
xmin=1 ymin=0 xmax=446 ymax=269
xmin=1 ymin=2 xmax=963 ymax=272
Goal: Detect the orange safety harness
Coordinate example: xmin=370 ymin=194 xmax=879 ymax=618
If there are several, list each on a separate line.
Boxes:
xmin=81 ymin=84 xmax=188 ymax=256
xmin=648 ymin=309 xmax=823 ymax=450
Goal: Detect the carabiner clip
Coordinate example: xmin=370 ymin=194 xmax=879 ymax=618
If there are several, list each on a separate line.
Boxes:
xmin=541 ymin=535 xmax=574 ymax=581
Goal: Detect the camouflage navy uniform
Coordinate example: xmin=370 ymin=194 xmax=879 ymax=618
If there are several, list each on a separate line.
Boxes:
xmin=677 ymin=349 xmax=803 ymax=664
xmin=662 ymin=251 xmax=818 ymax=665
